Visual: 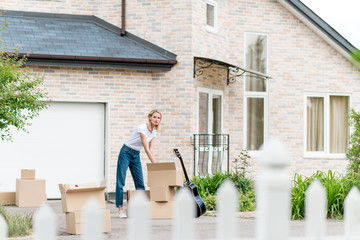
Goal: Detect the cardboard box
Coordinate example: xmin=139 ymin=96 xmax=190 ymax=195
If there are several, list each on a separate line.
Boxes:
xmin=147 ymin=162 xmax=184 ymax=187
xmin=16 ymin=179 xmax=46 ymax=207
xmin=65 ymin=209 xmax=111 ymax=234
xmin=127 ymin=189 xmax=150 ymax=202
xmin=21 ymin=169 xmax=35 ymax=180
xmin=0 ymin=192 xmax=16 ymax=205
xmin=150 ymin=185 xmax=176 ymax=202
xmin=58 ymin=182 xmax=106 ymax=212
xmin=150 ymin=201 xmax=174 ymax=219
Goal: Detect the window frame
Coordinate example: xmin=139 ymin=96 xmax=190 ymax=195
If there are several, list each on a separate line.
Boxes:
xmin=243 ymin=32 xmax=269 ymax=156
xmin=303 ymin=92 xmax=351 ymax=159
xmin=206 ymin=0 xmax=218 ymax=34
xmin=196 ymin=87 xmax=224 ymax=134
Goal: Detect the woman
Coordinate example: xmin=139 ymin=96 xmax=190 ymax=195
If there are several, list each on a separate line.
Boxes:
xmin=116 ymin=109 xmax=162 ymax=218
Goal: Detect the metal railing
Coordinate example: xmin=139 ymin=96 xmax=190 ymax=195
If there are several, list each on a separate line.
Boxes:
xmin=193 ymin=134 xmax=229 ymax=176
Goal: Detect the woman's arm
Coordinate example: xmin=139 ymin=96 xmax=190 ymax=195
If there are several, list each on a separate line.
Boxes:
xmin=140 ymin=133 xmax=156 ymax=163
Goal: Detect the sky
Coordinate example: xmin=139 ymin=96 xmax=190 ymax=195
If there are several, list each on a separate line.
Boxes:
xmin=301 ymin=0 xmax=360 ymax=49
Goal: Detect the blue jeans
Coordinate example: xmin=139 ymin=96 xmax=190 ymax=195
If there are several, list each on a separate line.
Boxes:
xmin=115 ymin=144 xmax=145 ymax=207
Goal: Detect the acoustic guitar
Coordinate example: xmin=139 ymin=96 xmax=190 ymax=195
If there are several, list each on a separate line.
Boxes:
xmin=173 ymin=148 xmax=206 ymax=218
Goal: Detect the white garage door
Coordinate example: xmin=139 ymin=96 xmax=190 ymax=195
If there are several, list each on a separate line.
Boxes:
xmin=0 ymin=102 xmax=105 ymax=199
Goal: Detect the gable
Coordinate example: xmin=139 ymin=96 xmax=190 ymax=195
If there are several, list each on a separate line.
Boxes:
xmin=277 ymin=0 xmax=359 ymax=67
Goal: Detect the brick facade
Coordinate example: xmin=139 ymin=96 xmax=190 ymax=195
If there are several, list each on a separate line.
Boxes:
xmin=1 ymin=0 xmax=359 ymax=193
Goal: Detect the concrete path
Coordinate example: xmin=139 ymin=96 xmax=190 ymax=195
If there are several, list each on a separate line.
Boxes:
xmin=5 ymin=200 xmax=344 ymax=239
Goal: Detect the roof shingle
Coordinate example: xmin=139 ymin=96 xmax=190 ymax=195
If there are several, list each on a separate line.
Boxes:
xmin=0 ymin=10 xmax=177 ymax=70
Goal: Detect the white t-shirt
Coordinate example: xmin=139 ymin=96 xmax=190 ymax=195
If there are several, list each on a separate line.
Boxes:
xmin=125 ymin=123 xmax=156 ymax=151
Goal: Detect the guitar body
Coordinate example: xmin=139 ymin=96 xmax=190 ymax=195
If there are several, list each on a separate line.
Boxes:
xmin=182 ymin=181 xmax=207 ymax=218
xmin=173 ymin=148 xmax=206 ymax=218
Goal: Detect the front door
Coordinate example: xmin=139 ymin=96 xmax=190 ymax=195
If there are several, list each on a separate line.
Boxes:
xmin=196 ymin=88 xmax=223 ymax=175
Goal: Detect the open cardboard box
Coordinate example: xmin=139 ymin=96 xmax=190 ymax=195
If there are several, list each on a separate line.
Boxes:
xmin=58 ymin=181 xmax=106 ymax=212
xmin=147 ymin=162 xmax=184 ymax=187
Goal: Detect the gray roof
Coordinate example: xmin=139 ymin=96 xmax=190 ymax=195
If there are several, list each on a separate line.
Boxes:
xmin=0 ymin=10 xmax=177 ymax=70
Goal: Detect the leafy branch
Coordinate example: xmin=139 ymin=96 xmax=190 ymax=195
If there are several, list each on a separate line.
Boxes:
xmin=0 ymin=18 xmax=48 ymax=141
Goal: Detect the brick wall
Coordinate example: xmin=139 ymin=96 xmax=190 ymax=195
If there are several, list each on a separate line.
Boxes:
xmin=190 ymin=0 xmax=359 ymax=179
xmin=1 ymin=0 xmax=359 ymax=192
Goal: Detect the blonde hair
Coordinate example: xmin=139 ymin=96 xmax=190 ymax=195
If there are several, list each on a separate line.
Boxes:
xmin=147 ymin=109 xmax=162 ymax=131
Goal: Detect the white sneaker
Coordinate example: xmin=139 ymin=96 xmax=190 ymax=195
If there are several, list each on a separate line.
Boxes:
xmin=119 ymin=209 xmax=127 ymax=218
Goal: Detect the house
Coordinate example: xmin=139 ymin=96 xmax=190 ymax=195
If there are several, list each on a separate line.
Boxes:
xmin=0 ymin=0 xmax=359 ymax=199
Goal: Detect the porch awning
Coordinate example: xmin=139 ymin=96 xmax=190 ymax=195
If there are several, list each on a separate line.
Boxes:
xmin=193 ymin=57 xmax=271 ymax=85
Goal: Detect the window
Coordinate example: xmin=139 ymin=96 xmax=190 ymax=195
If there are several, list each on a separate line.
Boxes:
xmin=198 ymin=88 xmax=223 ymax=135
xmin=305 ymin=94 xmax=350 ymax=157
xmin=206 ymin=1 xmax=217 ymax=33
xmin=244 ymin=33 xmax=268 ymax=151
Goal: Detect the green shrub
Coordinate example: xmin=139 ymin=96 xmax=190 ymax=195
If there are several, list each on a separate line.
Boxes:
xmin=228 ymin=174 xmax=253 ymax=194
xmin=191 ymin=150 xmax=255 ymax=212
xmin=291 ymin=170 xmax=359 ymax=220
xmin=191 ymin=172 xmax=233 ymax=195
xmin=346 ymin=109 xmax=360 ymax=174
xmin=0 ymin=204 xmax=33 ymax=237
xmin=191 ymin=171 xmax=255 ymax=212
xmin=200 ymin=188 xmax=256 ymax=212
xmin=202 ymin=193 xmax=216 ymax=211
xmin=291 ymin=172 xmax=312 ymax=219
xmin=239 ymin=189 xmax=256 ymax=212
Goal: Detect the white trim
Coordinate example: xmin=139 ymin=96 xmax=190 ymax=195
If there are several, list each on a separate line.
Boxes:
xmin=243 ymin=32 xmax=269 ymax=152
xmin=304 ymin=92 xmax=351 ymax=158
xmin=48 ymin=98 xmax=110 ymax=103
xmin=206 ymin=0 xmax=218 ymax=34
xmin=104 ymin=102 xmax=110 ymax=193
xmin=244 ymin=95 xmax=268 ymax=151
xmin=303 ymin=152 xmax=346 ymax=159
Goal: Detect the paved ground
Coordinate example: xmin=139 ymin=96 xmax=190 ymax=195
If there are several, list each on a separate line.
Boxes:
xmin=5 ymin=200 xmax=345 ymax=240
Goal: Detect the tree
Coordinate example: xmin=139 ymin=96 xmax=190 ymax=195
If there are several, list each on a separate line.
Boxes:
xmin=0 ymin=20 xmax=48 ymax=141
xmin=352 ymin=49 xmax=360 ymax=64
xmin=346 ymin=109 xmax=360 ymax=174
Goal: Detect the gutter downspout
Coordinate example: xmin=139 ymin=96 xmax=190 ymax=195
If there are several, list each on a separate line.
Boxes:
xmin=121 ymin=0 xmax=126 ymax=36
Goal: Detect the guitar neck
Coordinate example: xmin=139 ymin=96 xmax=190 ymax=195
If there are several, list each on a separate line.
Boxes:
xmin=174 ymin=149 xmax=190 ymax=183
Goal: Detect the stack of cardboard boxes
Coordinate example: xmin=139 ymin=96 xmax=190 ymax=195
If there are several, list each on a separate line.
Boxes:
xmin=0 ymin=191 xmax=15 ymax=206
xmin=127 ymin=189 xmax=150 ymax=201
xmin=146 ymin=162 xmax=184 ymax=218
xmin=58 ymin=182 xmax=111 ymax=235
xmin=16 ymin=169 xmax=46 ymax=207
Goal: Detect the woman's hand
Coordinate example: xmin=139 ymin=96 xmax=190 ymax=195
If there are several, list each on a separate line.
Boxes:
xmin=140 ymin=133 xmax=156 ymax=163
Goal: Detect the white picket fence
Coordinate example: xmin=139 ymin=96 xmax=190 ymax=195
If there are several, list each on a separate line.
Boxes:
xmin=1 ymin=139 xmax=360 ymax=240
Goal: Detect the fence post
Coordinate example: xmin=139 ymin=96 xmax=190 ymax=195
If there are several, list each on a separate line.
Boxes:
xmin=305 ymin=180 xmax=326 ymax=239
xmin=256 ymin=140 xmax=290 ymax=240
xmin=81 ymin=198 xmax=103 ymax=240
xmin=0 ymin=215 xmax=7 ymax=240
xmin=344 ymin=186 xmax=360 ymax=238
xmin=173 ymin=187 xmax=195 ymax=240
xmin=33 ymin=204 xmax=57 ymax=240
xmin=216 ymin=179 xmax=239 ymax=239
xmin=128 ymin=191 xmax=150 ymax=240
